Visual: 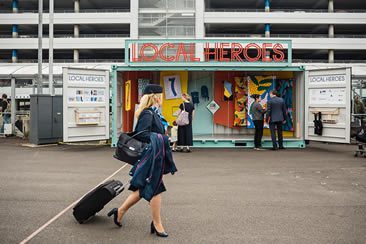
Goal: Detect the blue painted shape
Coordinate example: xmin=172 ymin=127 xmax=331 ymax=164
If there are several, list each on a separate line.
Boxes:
xmin=169 ymin=77 xmax=177 ymax=96
xmin=12 ymin=25 xmax=18 ymax=33
xmin=12 ymin=49 xmax=17 ymax=57
xmin=188 ymin=75 xmax=213 ymax=136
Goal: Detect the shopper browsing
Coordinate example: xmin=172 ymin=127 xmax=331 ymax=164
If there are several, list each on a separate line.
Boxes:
xmin=251 ymin=94 xmax=266 ymax=150
xmin=267 ymin=90 xmax=287 ymax=150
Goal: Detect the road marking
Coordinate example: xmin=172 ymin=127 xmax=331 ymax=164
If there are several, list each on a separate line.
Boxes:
xmin=19 ymin=163 xmax=129 ymax=244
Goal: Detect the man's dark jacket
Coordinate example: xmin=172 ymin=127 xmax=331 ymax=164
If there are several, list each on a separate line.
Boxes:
xmin=267 ymin=96 xmax=287 ymax=123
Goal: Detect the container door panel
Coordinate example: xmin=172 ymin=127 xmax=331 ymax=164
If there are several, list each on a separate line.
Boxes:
xmin=304 ymin=68 xmax=351 ymax=143
xmin=189 ymin=74 xmax=213 ymax=135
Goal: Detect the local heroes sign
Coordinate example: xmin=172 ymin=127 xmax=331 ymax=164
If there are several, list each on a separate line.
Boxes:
xmin=125 ymin=39 xmax=292 ymax=66
xmin=68 ymin=74 xmax=106 ymax=83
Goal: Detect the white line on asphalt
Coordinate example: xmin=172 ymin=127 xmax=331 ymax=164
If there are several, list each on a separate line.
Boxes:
xmin=19 ymin=163 xmax=129 ymax=244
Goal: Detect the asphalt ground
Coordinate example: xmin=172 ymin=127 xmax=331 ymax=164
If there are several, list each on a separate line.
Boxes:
xmin=0 ymin=138 xmax=365 ymax=244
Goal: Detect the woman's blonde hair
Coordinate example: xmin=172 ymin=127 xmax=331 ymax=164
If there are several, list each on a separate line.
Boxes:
xmin=182 ymin=93 xmax=191 ymax=102
xmin=135 ymin=93 xmax=162 ymax=118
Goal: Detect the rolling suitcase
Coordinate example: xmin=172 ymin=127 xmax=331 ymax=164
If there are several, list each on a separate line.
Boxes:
xmin=73 ymin=180 xmax=124 ymax=224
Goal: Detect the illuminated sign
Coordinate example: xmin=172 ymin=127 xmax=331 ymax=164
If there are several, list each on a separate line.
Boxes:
xmin=125 ymin=39 xmax=292 ymax=67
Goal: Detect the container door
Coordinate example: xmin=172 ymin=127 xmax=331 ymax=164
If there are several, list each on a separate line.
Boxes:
xmin=305 ymin=68 xmax=351 ymax=143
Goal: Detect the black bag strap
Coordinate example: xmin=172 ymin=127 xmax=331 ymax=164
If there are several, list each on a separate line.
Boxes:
xmin=130 ymin=129 xmax=149 ymax=138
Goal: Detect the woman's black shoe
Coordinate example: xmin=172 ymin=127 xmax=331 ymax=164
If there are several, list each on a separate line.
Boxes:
xmin=150 ymin=221 xmax=168 ymax=237
xmin=107 ymin=208 xmax=122 ymax=227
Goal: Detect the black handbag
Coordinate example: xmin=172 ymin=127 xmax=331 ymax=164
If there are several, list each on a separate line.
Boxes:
xmin=113 ymin=130 xmax=148 ymax=165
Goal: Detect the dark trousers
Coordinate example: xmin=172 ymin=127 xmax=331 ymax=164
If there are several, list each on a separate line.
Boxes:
xmin=269 ymin=121 xmax=284 ymax=149
xmin=253 ymin=120 xmax=264 ymax=148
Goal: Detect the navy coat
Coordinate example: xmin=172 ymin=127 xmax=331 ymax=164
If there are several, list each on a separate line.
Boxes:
xmin=129 ymin=108 xmax=177 ymax=201
xmin=267 ymin=96 xmax=287 ymax=123
xmin=134 ymin=108 xmax=165 ymax=143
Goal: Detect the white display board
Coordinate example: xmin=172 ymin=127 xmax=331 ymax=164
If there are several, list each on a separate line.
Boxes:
xmin=309 ymin=88 xmax=347 ymax=105
xmin=63 ymin=68 xmax=110 ymax=142
xmin=305 ymin=68 xmax=351 ymax=143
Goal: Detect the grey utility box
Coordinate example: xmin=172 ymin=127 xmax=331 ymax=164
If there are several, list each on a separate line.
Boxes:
xmin=30 ymin=95 xmax=63 ymax=144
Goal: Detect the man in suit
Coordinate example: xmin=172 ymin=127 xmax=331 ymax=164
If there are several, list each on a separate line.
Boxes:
xmin=267 ymin=90 xmax=287 ymax=150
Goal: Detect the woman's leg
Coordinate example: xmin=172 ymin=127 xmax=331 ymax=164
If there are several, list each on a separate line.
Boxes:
xmin=259 ymin=120 xmax=264 ymax=148
xmin=254 ymin=121 xmax=260 ymax=148
xmin=117 ymin=190 xmax=141 ymax=222
xmin=150 ymin=193 xmax=165 ymax=232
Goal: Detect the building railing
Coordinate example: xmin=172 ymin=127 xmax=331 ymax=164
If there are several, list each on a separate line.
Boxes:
xmin=0 ymin=34 xmax=130 ymax=38
xmin=139 ymin=0 xmax=195 ymax=10
xmin=8 ymin=59 xmax=125 ymax=63
xmin=205 ymin=34 xmax=366 ymax=38
xmin=0 ymin=9 xmax=130 ymax=13
xmin=293 ymin=59 xmax=366 ymax=63
xmin=205 ymin=8 xmax=366 ymax=13
xmin=270 ymin=34 xmax=330 ymax=38
xmin=140 ymin=26 xmax=195 ymax=37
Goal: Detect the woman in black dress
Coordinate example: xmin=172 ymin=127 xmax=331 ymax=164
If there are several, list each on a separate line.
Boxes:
xmin=177 ymin=93 xmax=195 ymax=152
xmin=108 ymin=84 xmax=177 ymax=238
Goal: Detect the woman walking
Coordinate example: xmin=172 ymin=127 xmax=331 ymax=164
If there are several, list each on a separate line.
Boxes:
xmin=177 ymin=93 xmax=195 ymax=152
xmin=108 ymin=84 xmax=177 ymax=238
xmin=251 ymin=94 xmax=266 ymax=150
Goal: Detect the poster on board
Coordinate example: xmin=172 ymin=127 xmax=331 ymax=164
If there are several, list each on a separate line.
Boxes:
xmin=164 ymin=75 xmax=182 ymax=100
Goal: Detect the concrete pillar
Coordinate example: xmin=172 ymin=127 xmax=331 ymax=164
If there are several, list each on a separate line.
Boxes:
xmin=74 ymin=50 xmax=79 ymax=63
xmin=11 ymin=77 xmax=16 ymax=134
xmin=74 ymin=24 xmax=79 ymax=62
xmin=195 ymin=0 xmax=204 ymax=61
xmin=12 ymin=0 xmax=18 ymax=13
xmin=12 ymin=50 xmax=17 ymax=63
xmin=328 ymin=0 xmax=334 ymax=12
xmin=328 ymin=49 xmax=334 ymax=63
xmin=74 ymin=0 xmax=80 ymax=13
xmin=12 ymin=24 xmax=18 ymax=38
xmin=12 ymin=24 xmax=18 ymax=62
xmin=74 ymin=24 xmax=79 ymax=37
xmin=265 ymin=0 xmax=270 ymax=37
xmin=328 ymin=24 xmax=334 ymax=38
xmin=130 ymin=0 xmax=139 ymax=39
xmin=265 ymin=0 xmax=270 ymax=12
xmin=265 ymin=24 xmax=270 ymax=38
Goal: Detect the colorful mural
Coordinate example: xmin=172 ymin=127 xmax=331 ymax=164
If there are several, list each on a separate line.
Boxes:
xmin=247 ymin=75 xmax=275 ymax=128
xmin=276 ymin=79 xmax=294 ymax=132
xmin=233 ymin=77 xmax=248 ymax=126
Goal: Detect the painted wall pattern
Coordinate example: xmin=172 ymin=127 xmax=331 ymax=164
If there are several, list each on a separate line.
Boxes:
xmin=276 ymin=79 xmax=294 ymax=132
xmin=233 ymin=77 xmax=248 ymax=126
xmin=247 ymin=76 xmax=275 ymax=129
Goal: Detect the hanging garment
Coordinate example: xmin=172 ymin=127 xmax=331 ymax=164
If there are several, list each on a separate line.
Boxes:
xmin=314 ymin=112 xmax=323 ymax=135
xmin=201 ymin=85 xmax=209 ymax=101
xmin=223 ymin=80 xmax=233 ymax=101
xmin=191 ymin=91 xmax=200 ymax=105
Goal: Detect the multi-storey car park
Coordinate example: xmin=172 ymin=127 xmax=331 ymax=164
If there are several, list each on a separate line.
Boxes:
xmin=0 ymin=0 xmax=365 ymax=147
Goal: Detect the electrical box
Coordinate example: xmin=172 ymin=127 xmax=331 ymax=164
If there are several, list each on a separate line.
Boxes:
xmin=30 ymin=95 xmax=63 ymax=144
